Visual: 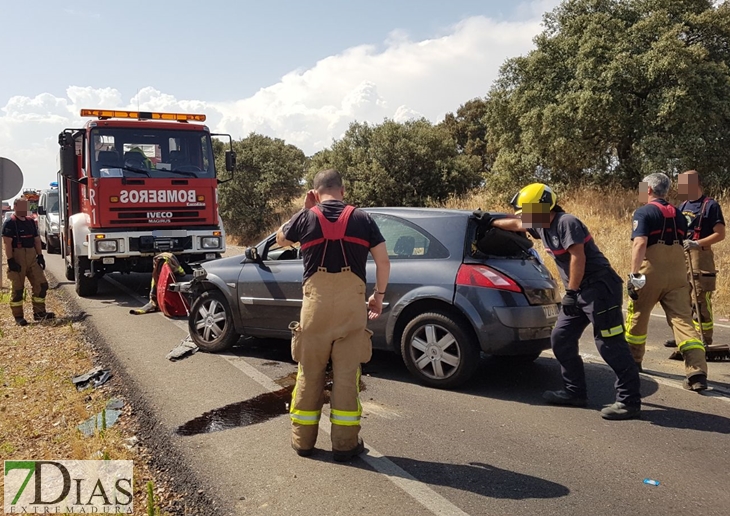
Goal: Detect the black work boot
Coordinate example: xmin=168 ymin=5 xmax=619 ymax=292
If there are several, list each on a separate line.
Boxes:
xmin=15 ymin=317 xmax=28 ymax=327
xmin=333 ymin=438 xmax=365 ymax=462
xmin=683 ymin=374 xmax=708 ymax=392
xmin=600 ymin=402 xmax=641 ymax=420
xmin=33 ymin=312 xmax=55 ymax=321
xmin=664 ymin=339 xmax=677 ymax=348
xmin=542 ymin=390 xmax=588 ymax=407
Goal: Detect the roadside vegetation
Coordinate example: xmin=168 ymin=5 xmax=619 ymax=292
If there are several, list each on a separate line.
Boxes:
xmin=0 ymin=286 xmax=172 ymax=515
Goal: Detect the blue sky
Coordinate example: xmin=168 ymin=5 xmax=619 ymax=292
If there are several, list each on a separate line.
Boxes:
xmin=0 ymin=0 xmax=558 ymax=191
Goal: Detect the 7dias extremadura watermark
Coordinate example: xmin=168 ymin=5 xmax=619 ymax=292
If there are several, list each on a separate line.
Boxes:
xmin=4 ymin=460 xmax=133 ymax=514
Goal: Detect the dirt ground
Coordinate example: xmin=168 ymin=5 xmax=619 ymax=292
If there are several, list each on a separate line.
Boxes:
xmin=0 ymin=278 xmax=182 ymax=515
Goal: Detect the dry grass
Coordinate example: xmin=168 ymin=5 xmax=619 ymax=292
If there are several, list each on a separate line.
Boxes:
xmin=0 ymin=284 xmax=170 ymax=515
xmin=444 ymin=187 xmax=730 ymax=318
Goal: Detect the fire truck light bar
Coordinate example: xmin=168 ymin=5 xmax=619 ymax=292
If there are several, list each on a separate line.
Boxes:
xmin=80 ymin=109 xmax=206 ymax=122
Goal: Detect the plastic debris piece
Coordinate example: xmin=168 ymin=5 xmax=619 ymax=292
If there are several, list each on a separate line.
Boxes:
xmin=72 ymin=367 xmax=111 ymax=391
xmin=643 ymin=479 xmax=660 ymax=486
xmin=72 ymin=367 xmax=103 ymax=386
xmin=77 ymin=408 xmax=122 ymax=436
xmin=91 ymin=370 xmax=112 ymax=388
xmin=166 ymin=335 xmax=199 ymax=361
xmin=106 ymin=398 xmax=124 ymax=410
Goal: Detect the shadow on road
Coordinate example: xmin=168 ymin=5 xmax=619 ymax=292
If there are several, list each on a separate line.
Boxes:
xmin=641 ymin=401 xmax=730 ymax=434
xmin=336 ymin=455 xmax=570 ymax=500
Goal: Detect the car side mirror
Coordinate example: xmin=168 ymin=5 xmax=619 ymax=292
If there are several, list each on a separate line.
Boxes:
xmin=37 ymin=206 xmax=46 ymax=216
xmin=245 ymin=246 xmax=260 ymax=262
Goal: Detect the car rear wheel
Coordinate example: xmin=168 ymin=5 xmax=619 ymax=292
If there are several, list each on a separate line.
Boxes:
xmin=401 ymin=311 xmax=480 ymax=389
xmin=189 ymin=290 xmax=239 ymax=352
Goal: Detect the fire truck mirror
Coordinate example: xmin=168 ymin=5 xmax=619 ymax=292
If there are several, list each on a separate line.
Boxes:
xmin=59 ymin=135 xmax=76 ymax=179
xmin=225 ymin=150 xmax=236 ymax=173
xmin=37 ymin=206 xmax=46 ymax=216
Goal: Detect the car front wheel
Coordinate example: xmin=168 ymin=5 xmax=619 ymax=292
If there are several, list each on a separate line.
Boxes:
xmin=400 ymin=311 xmax=480 ymax=389
xmin=189 ymin=290 xmax=240 ymax=352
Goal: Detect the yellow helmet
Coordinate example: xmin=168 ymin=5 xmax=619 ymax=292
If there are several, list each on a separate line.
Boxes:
xmin=510 ymin=183 xmax=557 ymax=214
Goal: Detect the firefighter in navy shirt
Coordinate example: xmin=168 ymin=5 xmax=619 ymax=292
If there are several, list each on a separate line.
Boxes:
xmin=664 ymin=170 xmax=727 ymax=359
xmin=493 ymin=183 xmax=641 ymax=420
xmin=2 ymin=197 xmax=54 ymax=326
xmin=277 ymin=169 xmax=390 ymax=460
xmin=626 ymin=173 xmax=708 ymax=391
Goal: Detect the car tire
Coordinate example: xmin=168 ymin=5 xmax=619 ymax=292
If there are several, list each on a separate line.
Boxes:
xmin=188 ymin=290 xmax=240 ymax=352
xmin=74 ymin=254 xmax=98 ymax=297
xmin=46 ymin=233 xmax=59 ymax=254
xmin=401 ymin=311 xmax=480 ymax=389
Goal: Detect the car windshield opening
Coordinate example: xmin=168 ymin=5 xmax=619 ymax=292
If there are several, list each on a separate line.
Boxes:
xmin=89 ymin=127 xmax=215 ymax=179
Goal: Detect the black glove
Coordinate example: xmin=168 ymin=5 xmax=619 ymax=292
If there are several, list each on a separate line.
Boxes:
xmin=7 ymin=258 xmax=21 ymax=273
xmin=561 ymin=289 xmax=582 ymax=317
xmin=472 ymin=210 xmax=494 ymax=227
xmin=36 ymin=254 xmax=46 ymax=270
xmin=627 ymin=283 xmax=638 ymax=301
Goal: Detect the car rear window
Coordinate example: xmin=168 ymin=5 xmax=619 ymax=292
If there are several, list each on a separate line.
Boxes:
xmin=369 ymin=213 xmax=449 ymax=259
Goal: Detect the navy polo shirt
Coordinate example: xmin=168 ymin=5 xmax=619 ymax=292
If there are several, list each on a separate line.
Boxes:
xmin=528 ymin=212 xmax=611 ymax=288
xmin=631 ymin=199 xmax=687 ymax=247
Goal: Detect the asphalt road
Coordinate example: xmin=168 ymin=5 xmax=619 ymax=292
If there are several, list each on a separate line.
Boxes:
xmin=44 ymin=253 xmax=730 ymax=516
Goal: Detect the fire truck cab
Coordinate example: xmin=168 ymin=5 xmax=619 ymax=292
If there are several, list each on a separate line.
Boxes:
xmin=58 ymin=109 xmax=236 ymax=297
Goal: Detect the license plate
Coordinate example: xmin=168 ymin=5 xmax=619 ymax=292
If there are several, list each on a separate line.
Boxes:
xmin=205 ymin=253 xmax=216 ymax=260
xmin=102 ymin=257 xmax=115 ymax=264
xmin=542 ymin=304 xmax=559 ymax=318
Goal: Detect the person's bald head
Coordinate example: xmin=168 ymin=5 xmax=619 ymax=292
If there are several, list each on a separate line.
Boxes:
xmin=313 ymin=169 xmax=345 ymax=200
xmin=678 ymin=170 xmax=702 ymax=201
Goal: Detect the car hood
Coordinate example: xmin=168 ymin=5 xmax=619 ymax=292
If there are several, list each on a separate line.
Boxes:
xmin=202 ymin=253 xmax=245 ymax=273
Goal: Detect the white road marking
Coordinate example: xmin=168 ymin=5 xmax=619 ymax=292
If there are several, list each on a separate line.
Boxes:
xmin=104 ymin=274 xmax=470 ymax=516
xmin=648 ymin=310 xmax=730 ymax=329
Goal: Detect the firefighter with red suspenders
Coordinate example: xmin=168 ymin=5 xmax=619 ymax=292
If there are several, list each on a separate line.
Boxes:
xmin=625 ymin=173 xmax=708 ymax=391
xmin=276 ymin=169 xmax=390 ymax=461
xmin=665 ymin=170 xmax=728 ymax=360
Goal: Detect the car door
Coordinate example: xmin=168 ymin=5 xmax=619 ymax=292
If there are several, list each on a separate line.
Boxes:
xmin=236 ymin=235 xmax=304 ymax=336
xmin=364 ymin=212 xmax=455 ymax=346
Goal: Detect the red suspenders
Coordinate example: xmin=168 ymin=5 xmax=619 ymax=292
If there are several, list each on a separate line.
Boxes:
xmin=300 ymin=205 xmax=370 ymax=268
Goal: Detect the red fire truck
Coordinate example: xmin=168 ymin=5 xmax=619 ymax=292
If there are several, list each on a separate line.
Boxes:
xmin=58 ymin=109 xmax=236 ymax=297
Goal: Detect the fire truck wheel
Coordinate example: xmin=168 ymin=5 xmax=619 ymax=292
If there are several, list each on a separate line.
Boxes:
xmin=74 ymin=254 xmax=98 ymax=297
xmin=189 ymin=290 xmax=240 ymax=352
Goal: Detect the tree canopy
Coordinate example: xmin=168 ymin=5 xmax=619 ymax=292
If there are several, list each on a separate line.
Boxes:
xmin=308 ymin=119 xmax=482 ymax=207
xmin=484 ymin=0 xmax=730 ymax=189
xmin=216 ymin=133 xmax=306 ymax=242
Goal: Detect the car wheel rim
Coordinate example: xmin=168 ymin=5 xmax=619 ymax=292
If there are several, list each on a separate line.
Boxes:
xmin=408 ymin=323 xmax=460 ymax=380
xmin=194 ymin=298 xmax=228 ymax=343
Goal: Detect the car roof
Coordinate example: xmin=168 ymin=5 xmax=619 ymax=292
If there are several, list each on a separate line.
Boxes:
xmin=363 ymin=207 xmax=471 ymax=219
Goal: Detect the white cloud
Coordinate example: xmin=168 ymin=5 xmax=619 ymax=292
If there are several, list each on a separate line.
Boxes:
xmin=0 ymin=6 xmax=553 ymax=193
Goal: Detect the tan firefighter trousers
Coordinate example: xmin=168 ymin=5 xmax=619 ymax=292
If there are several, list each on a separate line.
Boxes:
xmin=625 ymin=243 xmax=707 ymax=378
xmin=7 ymin=247 xmax=49 ymax=318
xmin=289 ymin=270 xmax=373 ymax=452
xmin=686 ymin=248 xmax=716 ymax=346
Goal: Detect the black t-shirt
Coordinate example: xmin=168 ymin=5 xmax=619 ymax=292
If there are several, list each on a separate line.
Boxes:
xmin=2 ymin=216 xmax=38 ymax=248
xmin=680 ymin=195 xmax=725 ymax=240
xmin=528 ymin=212 xmax=611 ymax=288
xmin=283 ymin=200 xmax=385 ymax=283
xmin=631 ymin=199 xmax=687 ymax=247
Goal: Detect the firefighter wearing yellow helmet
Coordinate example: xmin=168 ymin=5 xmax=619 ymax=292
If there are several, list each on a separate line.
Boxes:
xmin=494 ymin=183 xmax=641 ymax=420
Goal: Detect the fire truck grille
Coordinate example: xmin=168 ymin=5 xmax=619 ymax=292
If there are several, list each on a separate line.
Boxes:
xmin=108 ymin=207 xmax=206 ymax=224
xmin=129 ymin=236 xmax=193 ymax=253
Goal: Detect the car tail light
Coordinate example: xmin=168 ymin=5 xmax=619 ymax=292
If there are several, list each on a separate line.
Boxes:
xmin=456 ymin=264 xmax=522 ymax=293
